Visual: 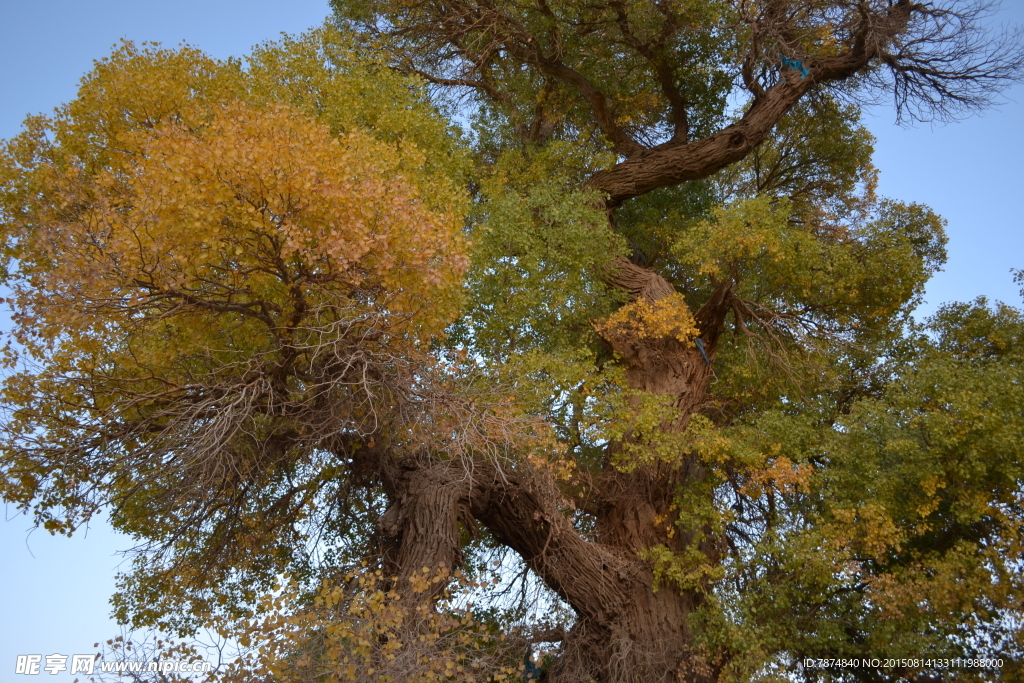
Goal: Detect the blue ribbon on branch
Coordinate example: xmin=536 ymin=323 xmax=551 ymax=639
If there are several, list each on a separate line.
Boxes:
xmin=781 ymin=56 xmax=810 ymax=79
xmin=695 ymin=337 xmax=711 ymax=367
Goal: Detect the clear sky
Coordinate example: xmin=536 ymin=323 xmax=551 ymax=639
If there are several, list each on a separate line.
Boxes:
xmin=1 ymin=1 xmax=1023 ymax=680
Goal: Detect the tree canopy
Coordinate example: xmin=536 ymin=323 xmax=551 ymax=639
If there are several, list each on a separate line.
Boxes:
xmin=2 ymin=3 xmax=1024 ymax=682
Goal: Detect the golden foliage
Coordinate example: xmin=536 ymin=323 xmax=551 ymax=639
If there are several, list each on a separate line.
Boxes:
xmin=213 ymin=569 xmax=527 ymax=683
xmin=39 ymin=98 xmax=462 ymax=334
xmin=0 ymin=31 xmax=471 ymax=541
xmin=593 ymin=292 xmax=698 ymax=345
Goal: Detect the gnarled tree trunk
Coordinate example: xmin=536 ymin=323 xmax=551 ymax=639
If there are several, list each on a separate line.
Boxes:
xmin=367 ymin=254 xmax=734 ymax=681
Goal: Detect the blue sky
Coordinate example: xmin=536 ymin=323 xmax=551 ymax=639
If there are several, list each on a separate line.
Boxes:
xmin=1 ymin=1 xmax=1023 ymax=680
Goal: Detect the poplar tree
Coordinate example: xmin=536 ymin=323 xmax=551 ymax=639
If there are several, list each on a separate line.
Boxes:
xmin=2 ymin=2 xmax=1023 ymax=681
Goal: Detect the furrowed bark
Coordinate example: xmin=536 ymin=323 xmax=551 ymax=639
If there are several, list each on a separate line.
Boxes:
xmin=375 ymin=457 xmax=474 ymax=600
xmin=369 ymin=450 xmax=717 ymax=680
xmin=586 ymin=36 xmax=907 ymax=207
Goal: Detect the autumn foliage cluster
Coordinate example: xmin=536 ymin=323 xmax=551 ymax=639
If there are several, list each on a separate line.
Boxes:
xmin=0 ymin=31 xmax=466 ymax=531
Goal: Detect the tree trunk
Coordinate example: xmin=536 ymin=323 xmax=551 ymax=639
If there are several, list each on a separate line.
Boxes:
xmin=565 ymin=264 xmax=730 ymax=682
xmin=375 ymin=457 xmax=475 ymax=600
xmin=363 ymin=245 xmax=735 ymax=681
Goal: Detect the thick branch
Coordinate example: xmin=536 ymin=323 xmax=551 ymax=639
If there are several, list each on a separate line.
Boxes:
xmin=528 ymin=52 xmax=647 ymax=158
xmin=587 ymin=76 xmax=815 ymax=207
xmin=585 ymin=0 xmax=927 ymax=206
xmin=372 ymin=445 xmax=640 ymax=625
xmin=469 ymin=467 xmax=641 ymax=626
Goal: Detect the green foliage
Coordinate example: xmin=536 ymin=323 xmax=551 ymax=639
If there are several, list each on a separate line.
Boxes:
xmin=674 ymin=195 xmax=944 ymax=326
xmin=686 ymin=300 xmax=1024 ymax=680
xmin=333 ymin=0 xmax=740 ymax=146
xmin=715 ymin=97 xmax=879 ymax=224
xmin=450 ymin=142 xmax=627 ymax=359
